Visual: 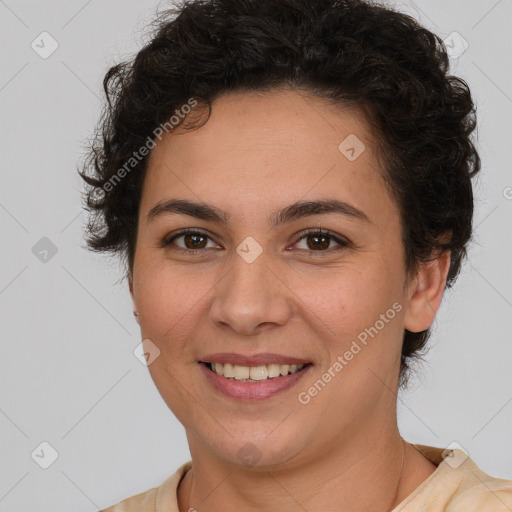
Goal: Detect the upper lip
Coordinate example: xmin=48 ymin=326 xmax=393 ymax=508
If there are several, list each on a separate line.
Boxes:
xmin=200 ymin=353 xmax=312 ymax=367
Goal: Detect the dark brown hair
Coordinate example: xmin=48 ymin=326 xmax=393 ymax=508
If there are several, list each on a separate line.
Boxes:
xmin=79 ymin=0 xmax=480 ymax=387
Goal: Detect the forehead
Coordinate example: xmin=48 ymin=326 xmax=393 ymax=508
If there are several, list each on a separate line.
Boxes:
xmin=140 ymin=89 xmax=397 ymax=229
xmin=151 ymin=88 xmax=375 ymax=163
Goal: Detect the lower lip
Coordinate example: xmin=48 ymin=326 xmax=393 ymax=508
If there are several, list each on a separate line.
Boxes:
xmin=199 ymin=362 xmax=312 ymax=400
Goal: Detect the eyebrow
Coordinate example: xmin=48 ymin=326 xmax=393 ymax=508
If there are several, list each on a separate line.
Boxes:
xmin=146 ymin=198 xmax=371 ymax=226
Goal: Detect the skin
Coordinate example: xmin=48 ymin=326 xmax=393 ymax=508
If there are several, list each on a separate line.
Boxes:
xmin=129 ymin=88 xmax=451 ymax=512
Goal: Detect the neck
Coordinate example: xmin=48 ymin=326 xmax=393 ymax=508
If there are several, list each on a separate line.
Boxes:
xmin=177 ymin=422 xmax=428 ymax=512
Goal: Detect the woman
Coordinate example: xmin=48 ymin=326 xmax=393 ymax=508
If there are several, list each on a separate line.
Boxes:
xmin=79 ymin=0 xmax=512 ymax=510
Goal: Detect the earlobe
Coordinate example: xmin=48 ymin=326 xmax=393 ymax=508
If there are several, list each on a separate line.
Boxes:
xmin=403 ymin=249 xmax=451 ymax=333
xmin=129 ymin=272 xmax=140 ymax=325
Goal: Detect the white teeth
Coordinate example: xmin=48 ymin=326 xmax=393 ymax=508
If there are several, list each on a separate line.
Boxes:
xmin=249 ymin=366 xmax=268 ymax=381
xmin=233 ymin=365 xmax=250 ymax=381
xmin=223 ymin=363 xmax=234 ymax=378
xmin=209 ymin=362 xmax=306 ymax=380
xmin=267 ymin=364 xmax=281 ymax=378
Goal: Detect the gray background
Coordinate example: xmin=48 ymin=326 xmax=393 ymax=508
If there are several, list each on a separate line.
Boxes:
xmin=0 ymin=0 xmax=511 ymax=510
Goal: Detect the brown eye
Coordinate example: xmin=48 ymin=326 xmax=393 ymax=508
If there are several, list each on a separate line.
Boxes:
xmin=305 ymin=233 xmax=330 ymax=250
xmin=294 ymin=229 xmax=349 ymax=254
xmin=182 ymin=232 xmax=208 ymax=250
xmin=163 ymin=230 xmax=218 ymax=253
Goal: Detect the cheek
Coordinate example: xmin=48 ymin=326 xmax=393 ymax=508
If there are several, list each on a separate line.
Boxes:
xmin=135 ymin=261 xmax=213 ymax=335
xmin=296 ymin=267 xmax=390 ymax=331
xmin=135 ymin=265 xmax=206 ymax=417
xmin=296 ymin=265 xmax=405 ymax=366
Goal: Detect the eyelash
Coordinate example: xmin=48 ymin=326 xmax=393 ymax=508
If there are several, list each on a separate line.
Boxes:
xmin=161 ymin=228 xmax=350 ymax=256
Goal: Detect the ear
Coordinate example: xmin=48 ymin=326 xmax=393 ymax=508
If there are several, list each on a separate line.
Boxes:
xmin=403 ymin=248 xmax=451 ymax=333
xmin=129 ymin=272 xmax=140 ymax=325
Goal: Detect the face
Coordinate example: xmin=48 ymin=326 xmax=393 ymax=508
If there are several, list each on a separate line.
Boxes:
xmin=130 ymin=88 xmax=445 ymax=469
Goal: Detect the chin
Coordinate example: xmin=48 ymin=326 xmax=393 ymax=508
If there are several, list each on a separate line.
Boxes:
xmin=200 ymin=428 xmax=308 ymax=470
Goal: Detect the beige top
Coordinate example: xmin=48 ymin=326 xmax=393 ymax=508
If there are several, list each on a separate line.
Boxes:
xmin=100 ymin=445 xmax=512 ymax=511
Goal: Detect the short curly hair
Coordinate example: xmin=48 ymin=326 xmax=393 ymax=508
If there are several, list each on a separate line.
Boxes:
xmin=79 ymin=0 xmax=480 ymax=387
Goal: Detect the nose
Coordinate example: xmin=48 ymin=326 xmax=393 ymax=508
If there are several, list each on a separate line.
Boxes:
xmin=209 ymin=245 xmax=292 ymax=336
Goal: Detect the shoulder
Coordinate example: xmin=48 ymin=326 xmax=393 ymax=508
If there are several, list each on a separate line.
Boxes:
xmin=448 ymin=461 xmax=512 ymax=511
xmin=409 ymin=445 xmax=512 ymax=512
xmin=99 ymin=461 xmax=192 ymax=512
xmin=100 ymin=486 xmax=158 ymax=512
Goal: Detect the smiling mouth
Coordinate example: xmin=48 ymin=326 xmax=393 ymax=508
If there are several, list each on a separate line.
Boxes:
xmin=203 ymin=362 xmax=311 ymax=382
